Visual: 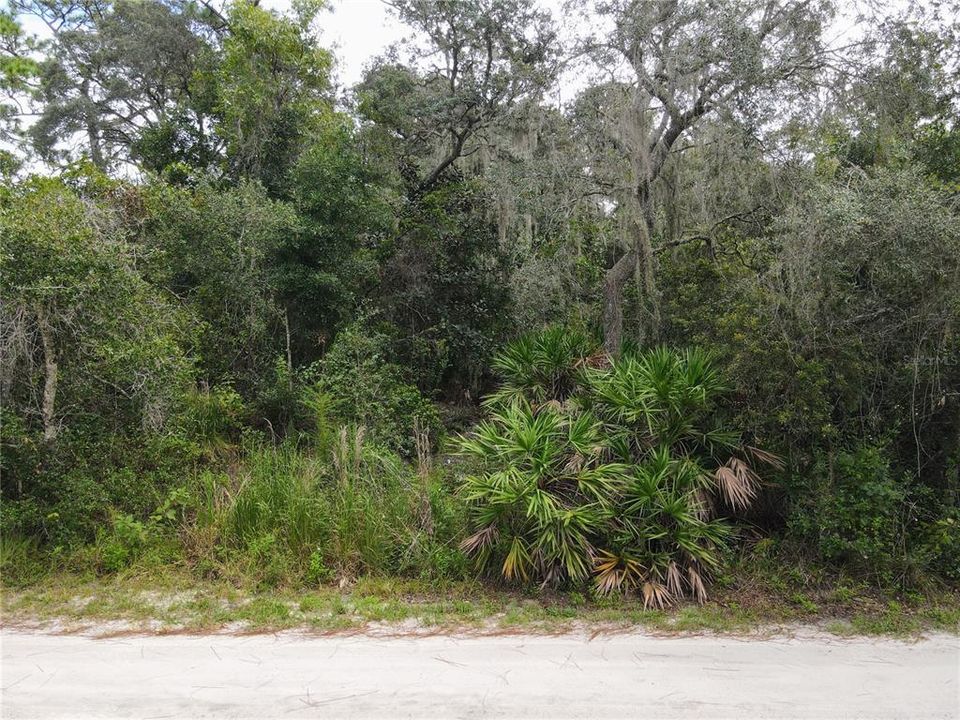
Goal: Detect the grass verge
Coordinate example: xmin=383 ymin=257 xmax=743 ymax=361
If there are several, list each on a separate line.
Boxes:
xmin=3 ymin=567 xmax=958 ymax=638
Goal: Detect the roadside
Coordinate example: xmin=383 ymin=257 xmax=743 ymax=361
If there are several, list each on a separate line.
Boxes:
xmin=3 ymin=571 xmax=959 ymax=638
xmin=3 ymin=627 xmax=958 ymax=719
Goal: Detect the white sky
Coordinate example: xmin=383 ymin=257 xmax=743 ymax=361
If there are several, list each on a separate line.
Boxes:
xmin=292 ymin=0 xmax=407 ymax=89
xmin=267 ymin=0 xmax=577 ymax=98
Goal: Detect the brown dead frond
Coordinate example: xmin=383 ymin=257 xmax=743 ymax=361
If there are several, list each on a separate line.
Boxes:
xmin=576 ymin=351 xmax=612 ymax=370
xmin=563 ymin=453 xmax=586 ymax=474
xmin=459 ymin=525 xmax=497 ymax=555
xmin=593 ymin=551 xmax=642 ymax=595
xmin=715 ymin=457 xmax=760 ymax=510
xmin=641 ymin=580 xmax=674 ymax=609
xmin=691 ymin=487 xmax=715 ymax=520
xmin=666 ymin=560 xmax=684 ymax=598
xmin=687 ymin=565 xmax=707 ymax=603
xmin=745 ymin=445 xmax=785 ymax=471
xmin=538 ymin=399 xmax=563 ymax=414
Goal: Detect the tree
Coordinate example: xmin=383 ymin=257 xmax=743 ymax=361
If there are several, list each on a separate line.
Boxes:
xmin=0 ymin=173 xmax=192 ymax=443
xmin=141 ymin=179 xmax=299 ymax=390
xmin=215 ymin=0 xmax=333 ymax=191
xmin=0 ymin=9 xmax=41 ymax=171
xmin=17 ymin=0 xmax=220 ymax=171
xmin=578 ymin=0 xmax=832 ymax=353
xmin=357 ymin=0 xmax=557 ymax=194
xmin=769 ymin=166 xmax=960 ymax=492
xmin=17 ymin=0 xmax=332 ymax=186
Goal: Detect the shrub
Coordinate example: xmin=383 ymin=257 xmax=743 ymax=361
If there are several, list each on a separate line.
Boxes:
xmin=0 ymin=431 xmax=201 ymax=548
xmin=309 ymin=323 xmax=442 ymax=455
xmin=177 ymin=384 xmax=246 ymax=453
xmin=483 ymin=325 xmax=599 ymax=407
xmin=788 ymin=443 xmax=959 ymax=586
xmin=457 ymin=328 xmax=781 ymax=606
xmin=96 ymin=512 xmax=149 ymax=573
xmin=203 ymin=432 xmax=465 ymax=584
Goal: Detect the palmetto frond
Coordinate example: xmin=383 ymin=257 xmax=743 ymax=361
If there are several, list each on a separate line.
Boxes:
xmin=714 ymin=457 xmax=761 ymax=510
xmin=641 ymin=580 xmax=674 ymax=609
xmin=594 ymin=550 xmax=644 ymax=595
xmin=485 ymin=326 xmax=597 ymax=409
xmin=502 ymin=536 xmax=532 ymax=581
xmin=460 ymin=329 xmax=777 ymax=605
xmin=745 ymin=444 xmax=785 ymax=471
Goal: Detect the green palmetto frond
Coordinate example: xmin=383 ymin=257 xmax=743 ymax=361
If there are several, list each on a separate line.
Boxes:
xmin=538 ymin=507 xmax=600 ymax=583
xmin=485 ymin=326 xmax=598 ymax=409
xmin=565 ymin=410 xmax=604 ymax=456
xmin=502 ymin=535 xmax=532 ymax=581
xmin=461 ymin=330 xmax=777 ymax=606
xmin=697 ymin=426 xmax=742 ymax=454
xmin=575 ymin=463 xmax=629 ymax=505
xmin=585 ymin=357 xmax=658 ymax=430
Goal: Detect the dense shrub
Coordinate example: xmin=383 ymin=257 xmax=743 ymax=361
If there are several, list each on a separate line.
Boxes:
xmin=0 ymin=431 xmax=201 ymax=548
xmin=182 ymin=434 xmax=466 ymax=585
xmin=308 ymin=323 xmax=442 ymax=455
xmin=788 ymin=444 xmax=960 ymax=586
xmin=457 ymin=328 xmax=781 ymax=606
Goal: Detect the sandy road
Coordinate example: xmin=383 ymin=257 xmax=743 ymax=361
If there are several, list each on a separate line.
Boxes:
xmin=1 ymin=628 xmax=958 ymax=719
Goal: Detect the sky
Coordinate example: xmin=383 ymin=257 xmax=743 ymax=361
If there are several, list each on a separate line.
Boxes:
xmin=266 ymin=0 xmax=579 ymax=97
xmin=282 ymin=0 xmax=407 ymax=89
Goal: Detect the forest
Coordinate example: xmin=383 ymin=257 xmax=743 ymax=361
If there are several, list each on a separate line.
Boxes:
xmin=1 ymin=0 xmax=958 ymax=622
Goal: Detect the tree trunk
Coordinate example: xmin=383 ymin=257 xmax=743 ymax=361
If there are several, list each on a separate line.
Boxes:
xmin=603 ymin=182 xmax=660 ymax=354
xmin=36 ymin=306 xmax=59 ymax=443
xmin=81 ymin=79 xmax=105 ymax=170
xmin=603 ymin=248 xmax=636 ymax=356
xmin=636 ymin=183 xmax=660 ymax=343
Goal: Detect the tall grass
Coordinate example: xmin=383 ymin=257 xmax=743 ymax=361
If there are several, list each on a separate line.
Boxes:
xmin=183 ymin=427 xmax=466 ymax=586
xmin=225 ymin=442 xmax=327 ymax=556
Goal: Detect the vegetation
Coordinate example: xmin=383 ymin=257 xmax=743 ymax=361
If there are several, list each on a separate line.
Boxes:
xmin=459 ymin=338 xmax=782 ymax=606
xmin=1 ymin=0 xmax=958 ymax=632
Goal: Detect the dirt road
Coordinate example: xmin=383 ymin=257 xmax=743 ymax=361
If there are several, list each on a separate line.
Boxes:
xmin=2 ymin=628 xmax=957 ymax=718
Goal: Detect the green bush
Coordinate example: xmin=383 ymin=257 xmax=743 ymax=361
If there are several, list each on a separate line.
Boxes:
xmin=309 ymin=323 xmax=442 ymax=455
xmin=789 ymin=444 xmax=959 ymax=586
xmin=96 ymin=512 xmax=149 ymax=573
xmin=177 ymin=384 xmax=246 ymax=453
xmin=457 ymin=328 xmax=781 ymax=606
xmin=0 ymin=431 xmax=201 ymax=548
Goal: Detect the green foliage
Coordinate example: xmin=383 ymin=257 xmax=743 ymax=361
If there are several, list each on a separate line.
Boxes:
xmin=141 ymin=179 xmax=299 ymax=390
xmin=485 ymin=326 xmax=598 ymax=407
xmin=177 ymin=385 xmax=246 ymax=452
xmin=458 ymin=329 xmax=779 ymax=605
xmin=309 ymin=323 xmax=441 ymax=455
xmin=1 ymin=431 xmax=201 ymax=548
xmin=181 ymin=434 xmax=466 ymax=585
xmin=217 ymin=0 xmax=332 ymax=190
xmin=793 ymin=446 xmax=908 ymax=583
xmin=1 ymin=175 xmax=194 ymax=435
xmin=379 ymin=181 xmax=513 ymax=396
xmin=4 ymin=0 xmax=958 ymax=602
xmin=96 ymin=512 xmax=149 ymax=573
xmin=789 ymin=444 xmax=960 ymax=587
